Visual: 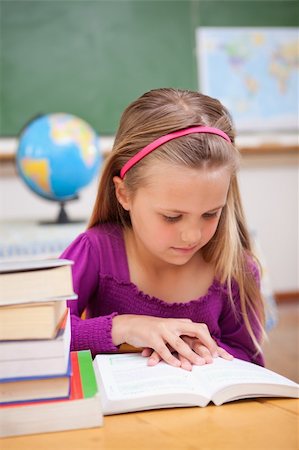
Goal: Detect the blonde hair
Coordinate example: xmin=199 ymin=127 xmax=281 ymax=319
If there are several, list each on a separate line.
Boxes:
xmin=89 ymin=88 xmax=265 ymax=352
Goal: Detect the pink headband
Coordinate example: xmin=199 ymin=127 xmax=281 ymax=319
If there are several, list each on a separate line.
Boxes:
xmin=120 ymin=126 xmax=231 ymax=178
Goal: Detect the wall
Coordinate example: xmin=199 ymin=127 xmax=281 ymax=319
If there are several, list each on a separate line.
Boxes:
xmin=238 ymin=154 xmax=298 ymax=293
xmin=1 ymin=152 xmax=298 ymax=293
xmin=1 ymin=0 xmax=298 ymax=292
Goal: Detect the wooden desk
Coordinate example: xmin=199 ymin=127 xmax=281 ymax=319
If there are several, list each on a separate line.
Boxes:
xmin=3 ymin=398 xmax=298 ymax=450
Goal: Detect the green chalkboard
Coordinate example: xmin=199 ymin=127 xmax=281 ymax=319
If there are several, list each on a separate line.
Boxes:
xmin=1 ymin=0 xmax=298 ymax=136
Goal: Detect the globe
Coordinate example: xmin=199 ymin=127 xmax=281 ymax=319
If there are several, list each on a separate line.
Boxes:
xmin=16 ymin=113 xmax=102 ymax=223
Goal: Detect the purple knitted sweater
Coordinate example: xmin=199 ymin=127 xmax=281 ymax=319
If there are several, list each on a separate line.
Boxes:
xmin=61 ymin=223 xmax=264 ymax=366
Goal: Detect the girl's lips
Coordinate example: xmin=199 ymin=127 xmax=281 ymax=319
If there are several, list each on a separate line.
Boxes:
xmin=172 ymin=245 xmax=197 ymax=253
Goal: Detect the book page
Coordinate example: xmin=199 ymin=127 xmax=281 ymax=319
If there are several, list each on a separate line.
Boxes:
xmin=95 ymin=354 xmax=210 ymax=403
xmin=193 ymin=358 xmax=298 ymax=389
xmin=191 ymin=357 xmax=299 ymax=403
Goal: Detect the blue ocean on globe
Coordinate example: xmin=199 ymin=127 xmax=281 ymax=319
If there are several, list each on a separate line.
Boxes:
xmin=17 ymin=113 xmax=102 ymax=202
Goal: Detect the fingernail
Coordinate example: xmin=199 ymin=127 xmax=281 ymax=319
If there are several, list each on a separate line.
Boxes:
xmin=182 ymin=363 xmax=192 ymax=371
xmin=195 ymin=356 xmax=205 ymax=365
xmin=148 ymin=357 xmax=157 ymax=366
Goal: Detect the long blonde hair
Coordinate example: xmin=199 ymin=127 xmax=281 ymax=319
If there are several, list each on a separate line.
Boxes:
xmin=89 ymin=88 xmax=265 ymax=351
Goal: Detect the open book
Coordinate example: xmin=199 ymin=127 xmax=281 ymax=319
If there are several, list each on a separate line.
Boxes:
xmin=93 ymin=353 xmax=299 ymax=415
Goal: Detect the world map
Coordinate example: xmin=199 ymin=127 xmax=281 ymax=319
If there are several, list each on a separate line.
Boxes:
xmin=21 ymin=159 xmax=51 ymax=194
xmin=197 ymin=28 xmax=298 ymax=132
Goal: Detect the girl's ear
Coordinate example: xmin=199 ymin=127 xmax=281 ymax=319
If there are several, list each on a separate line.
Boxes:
xmin=113 ymin=176 xmax=131 ymax=211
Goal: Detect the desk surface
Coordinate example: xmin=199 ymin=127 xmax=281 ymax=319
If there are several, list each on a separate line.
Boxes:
xmin=3 ymin=398 xmax=299 ymax=450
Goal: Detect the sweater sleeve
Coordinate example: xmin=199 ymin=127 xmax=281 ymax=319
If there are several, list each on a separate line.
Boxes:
xmin=215 ymin=263 xmax=265 ymax=366
xmin=60 ymin=233 xmax=119 ymax=356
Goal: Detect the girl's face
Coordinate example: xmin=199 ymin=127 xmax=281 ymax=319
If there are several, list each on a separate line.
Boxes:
xmin=114 ymin=163 xmax=231 ymax=267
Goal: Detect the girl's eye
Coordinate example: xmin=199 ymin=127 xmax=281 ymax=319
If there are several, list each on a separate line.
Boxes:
xmin=203 ymin=211 xmax=219 ymax=219
xmin=163 ymin=215 xmax=182 ymax=223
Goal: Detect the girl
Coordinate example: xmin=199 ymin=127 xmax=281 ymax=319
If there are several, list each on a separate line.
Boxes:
xmin=61 ymin=88 xmax=265 ymax=371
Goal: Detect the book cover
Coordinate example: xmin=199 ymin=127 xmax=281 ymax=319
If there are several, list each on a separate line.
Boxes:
xmin=0 ymin=258 xmax=74 ymax=273
xmin=0 ymin=258 xmax=77 ymax=305
xmin=0 ymin=351 xmax=103 ymax=437
xmin=93 ymin=353 xmax=299 ymax=415
xmin=0 ymin=309 xmax=71 ymax=378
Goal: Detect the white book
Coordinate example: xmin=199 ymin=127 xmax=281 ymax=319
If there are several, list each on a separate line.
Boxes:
xmin=93 ymin=353 xmax=299 ymax=415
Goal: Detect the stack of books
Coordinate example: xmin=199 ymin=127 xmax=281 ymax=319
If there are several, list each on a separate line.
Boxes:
xmin=0 ymin=259 xmax=103 ymax=437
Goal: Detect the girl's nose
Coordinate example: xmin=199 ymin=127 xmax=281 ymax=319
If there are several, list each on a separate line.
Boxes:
xmin=181 ymin=227 xmax=201 ymax=246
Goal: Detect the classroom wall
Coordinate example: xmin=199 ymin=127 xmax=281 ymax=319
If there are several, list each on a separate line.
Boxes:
xmin=1 ymin=1 xmax=298 ymax=293
xmin=1 ymin=153 xmax=298 ymax=293
xmin=238 ymin=155 xmax=298 ymax=293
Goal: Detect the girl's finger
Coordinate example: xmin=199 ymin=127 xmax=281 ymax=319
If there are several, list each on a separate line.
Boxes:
xmin=150 ymin=342 xmax=181 ymax=367
xmin=147 ymin=351 xmax=162 ymax=366
xmin=217 ymin=347 xmax=234 ymax=360
xmin=192 ymin=344 xmax=214 ymax=364
xmin=179 ymin=322 xmax=218 ymax=356
xmin=146 ymin=348 xmax=197 ymax=371
xmin=165 ymin=333 xmax=204 ymax=366
xmin=141 ymin=347 xmax=153 ymax=357
xmin=178 ymin=354 xmax=195 ymax=371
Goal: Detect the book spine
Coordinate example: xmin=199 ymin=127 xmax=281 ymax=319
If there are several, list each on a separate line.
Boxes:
xmin=77 ymin=350 xmax=98 ymax=398
xmin=69 ymin=352 xmax=83 ymax=400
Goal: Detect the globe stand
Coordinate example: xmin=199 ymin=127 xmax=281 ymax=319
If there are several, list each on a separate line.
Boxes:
xmin=40 ymin=197 xmax=86 ymax=225
xmin=57 ymin=202 xmax=71 ymax=224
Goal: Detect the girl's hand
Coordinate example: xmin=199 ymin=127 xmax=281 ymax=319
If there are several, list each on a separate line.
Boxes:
xmin=142 ymin=336 xmax=233 ymax=371
xmin=112 ymin=315 xmax=218 ymax=368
